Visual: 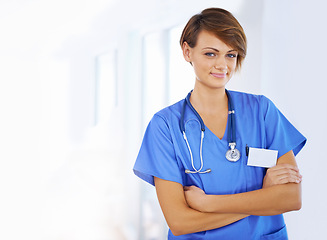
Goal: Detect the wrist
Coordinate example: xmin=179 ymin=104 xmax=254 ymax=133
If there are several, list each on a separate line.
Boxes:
xmin=202 ymin=194 xmax=216 ymax=213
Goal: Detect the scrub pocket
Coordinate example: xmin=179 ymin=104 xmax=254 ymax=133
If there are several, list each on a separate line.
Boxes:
xmin=260 ymin=225 xmax=288 ymax=240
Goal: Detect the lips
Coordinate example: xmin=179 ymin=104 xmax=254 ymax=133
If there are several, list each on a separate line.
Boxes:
xmin=211 ymin=73 xmax=227 ymax=78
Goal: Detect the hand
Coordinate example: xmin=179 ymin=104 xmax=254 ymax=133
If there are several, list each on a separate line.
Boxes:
xmin=263 ymin=163 xmax=302 ymax=188
xmin=184 ymin=185 xmax=208 ymax=212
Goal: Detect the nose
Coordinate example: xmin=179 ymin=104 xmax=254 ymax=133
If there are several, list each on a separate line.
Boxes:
xmin=214 ymin=56 xmax=227 ymax=71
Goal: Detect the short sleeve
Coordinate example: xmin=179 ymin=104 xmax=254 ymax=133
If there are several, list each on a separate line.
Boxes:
xmin=261 ymin=96 xmax=306 ymax=158
xmin=133 ymin=114 xmax=183 ymax=186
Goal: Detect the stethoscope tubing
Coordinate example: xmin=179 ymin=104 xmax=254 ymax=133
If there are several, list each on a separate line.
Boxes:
xmin=226 ymin=89 xmax=236 ymax=145
xmin=180 ymin=89 xmax=236 ymax=143
xmin=180 ymin=89 xmax=238 ymax=174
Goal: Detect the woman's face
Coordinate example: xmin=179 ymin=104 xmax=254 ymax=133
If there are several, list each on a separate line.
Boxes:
xmin=182 ymin=30 xmax=238 ymax=90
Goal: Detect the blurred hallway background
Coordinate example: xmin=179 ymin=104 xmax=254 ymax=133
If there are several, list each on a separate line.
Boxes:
xmin=0 ymin=0 xmax=326 ymax=239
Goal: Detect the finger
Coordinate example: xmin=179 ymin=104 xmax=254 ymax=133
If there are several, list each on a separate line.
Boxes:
xmin=273 ymin=170 xmax=302 ymax=181
xmin=269 ymin=164 xmax=299 ymax=172
xmin=281 ymin=170 xmax=302 ymax=179
xmin=277 ymin=173 xmax=302 ymax=184
xmin=267 ymin=167 xmax=300 ymax=178
xmin=265 ymin=170 xmax=302 ymax=186
xmin=277 ymin=170 xmax=301 ymax=179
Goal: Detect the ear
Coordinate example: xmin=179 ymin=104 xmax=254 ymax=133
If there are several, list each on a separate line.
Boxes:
xmin=182 ymin=41 xmax=192 ymax=63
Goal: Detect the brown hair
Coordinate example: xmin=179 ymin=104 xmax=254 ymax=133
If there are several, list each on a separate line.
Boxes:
xmin=180 ymin=8 xmax=247 ymax=71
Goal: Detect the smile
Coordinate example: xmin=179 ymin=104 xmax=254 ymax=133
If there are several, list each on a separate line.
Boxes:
xmin=211 ymin=73 xmax=227 ymax=78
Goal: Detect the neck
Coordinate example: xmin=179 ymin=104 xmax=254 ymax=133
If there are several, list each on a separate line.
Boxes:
xmin=190 ymin=85 xmax=228 ymax=115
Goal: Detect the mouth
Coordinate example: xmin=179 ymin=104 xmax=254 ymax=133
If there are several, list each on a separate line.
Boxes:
xmin=211 ymin=72 xmax=227 ymax=78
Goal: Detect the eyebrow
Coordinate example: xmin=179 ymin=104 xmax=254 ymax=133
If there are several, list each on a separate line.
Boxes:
xmin=202 ymin=47 xmax=237 ymax=52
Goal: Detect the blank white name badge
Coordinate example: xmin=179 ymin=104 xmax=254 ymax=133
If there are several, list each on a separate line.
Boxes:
xmin=247 ymin=147 xmax=278 ymax=168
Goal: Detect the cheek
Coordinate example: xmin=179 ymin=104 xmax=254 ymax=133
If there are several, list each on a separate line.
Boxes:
xmin=195 ymin=58 xmax=213 ymax=70
xmin=228 ymin=60 xmax=237 ymax=72
xmin=193 ymin=63 xmax=212 ymax=80
xmin=192 ymin=59 xmax=208 ymax=73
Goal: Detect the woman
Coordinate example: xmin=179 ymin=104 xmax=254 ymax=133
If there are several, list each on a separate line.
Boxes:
xmin=133 ymin=8 xmax=306 ymax=239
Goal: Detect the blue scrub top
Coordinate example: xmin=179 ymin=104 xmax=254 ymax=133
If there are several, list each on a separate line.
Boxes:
xmin=133 ymin=90 xmax=306 ymax=240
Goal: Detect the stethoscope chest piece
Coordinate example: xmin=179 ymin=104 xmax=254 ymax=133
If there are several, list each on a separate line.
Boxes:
xmin=181 ymin=89 xmax=241 ymax=173
xmin=225 ymin=143 xmax=241 ymax=162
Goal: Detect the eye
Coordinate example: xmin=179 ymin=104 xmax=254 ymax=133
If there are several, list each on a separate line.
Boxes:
xmin=205 ymin=52 xmax=216 ymax=57
xmin=227 ymin=53 xmax=237 ymax=58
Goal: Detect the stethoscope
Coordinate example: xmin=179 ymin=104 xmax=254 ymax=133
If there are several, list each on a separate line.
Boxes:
xmin=180 ymin=89 xmax=241 ymax=174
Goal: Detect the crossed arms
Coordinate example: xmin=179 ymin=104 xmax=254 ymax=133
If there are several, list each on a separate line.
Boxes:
xmin=154 ymin=150 xmax=302 ymax=236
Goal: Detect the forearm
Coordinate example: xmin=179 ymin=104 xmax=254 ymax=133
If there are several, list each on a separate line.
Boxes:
xmin=169 ymin=206 xmax=248 ymax=236
xmin=200 ymin=151 xmax=302 ymax=216
xmin=205 ymin=183 xmax=301 ymax=216
xmin=154 ymin=177 xmax=248 ymax=236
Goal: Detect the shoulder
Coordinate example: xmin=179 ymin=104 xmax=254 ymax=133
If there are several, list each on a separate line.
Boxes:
xmin=153 ymin=99 xmax=184 ymax=123
xmin=228 ymin=89 xmax=266 ymax=101
xmin=141 ymin=99 xmax=185 ymax=146
xmin=228 ymin=89 xmax=270 ymax=106
xmin=144 ymin=99 xmax=184 ymax=135
xmin=228 ymin=90 xmax=276 ymax=116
